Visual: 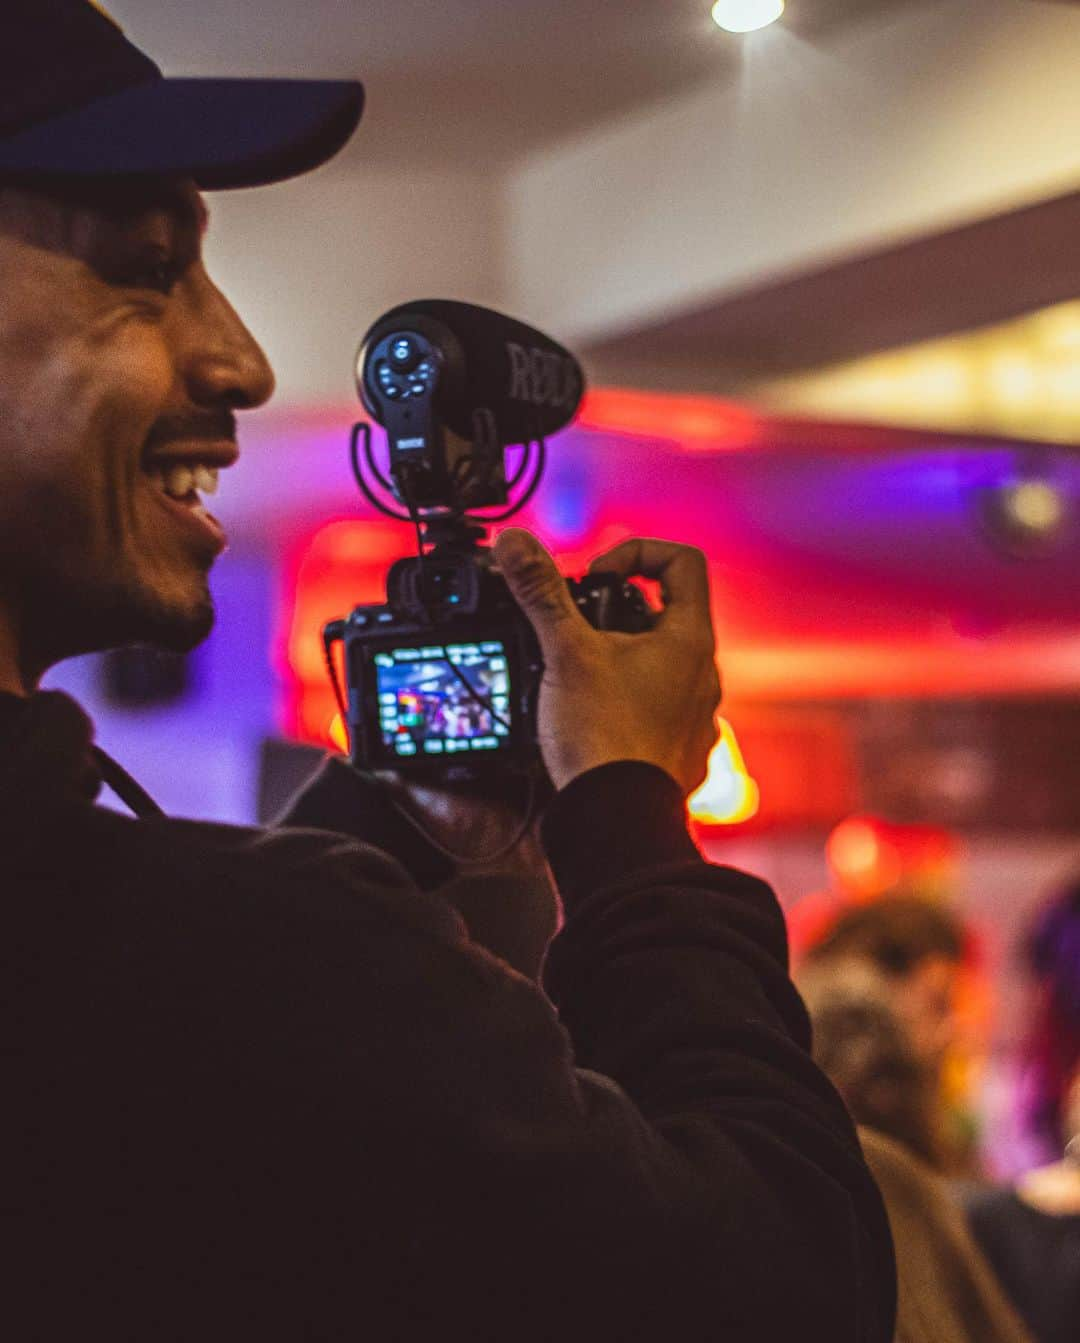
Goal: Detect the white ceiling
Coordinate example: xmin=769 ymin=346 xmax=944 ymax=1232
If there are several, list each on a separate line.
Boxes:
xmin=105 ymin=0 xmax=916 ymax=167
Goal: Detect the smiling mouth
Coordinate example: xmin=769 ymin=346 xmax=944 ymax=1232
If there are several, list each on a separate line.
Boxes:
xmin=143 ymin=456 xmax=230 ymax=551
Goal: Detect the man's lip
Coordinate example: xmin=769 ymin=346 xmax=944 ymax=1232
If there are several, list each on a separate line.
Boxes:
xmin=147 ymin=481 xmax=228 ymax=557
xmin=142 ymin=440 xmax=239 ymax=469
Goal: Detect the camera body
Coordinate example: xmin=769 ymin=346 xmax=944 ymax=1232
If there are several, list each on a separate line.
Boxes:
xmin=327 ymin=299 xmax=652 ymax=778
xmin=342 ymin=550 xmax=651 ymax=775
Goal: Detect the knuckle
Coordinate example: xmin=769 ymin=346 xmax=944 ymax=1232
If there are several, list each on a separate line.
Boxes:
xmin=512 ymin=563 xmax=561 ymax=608
xmin=676 ymin=542 xmax=708 ymax=574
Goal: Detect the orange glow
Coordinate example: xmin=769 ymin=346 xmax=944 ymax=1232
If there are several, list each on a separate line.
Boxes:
xmin=579 ymin=387 xmax=762 ymax=451
xmin=328 ymin=713 xmax=349 ymax=754
xmin=279 ymin=519 xmax=413 ymax=746
xmin=721 ymin=634 xmax=1080 ymax=699
xmin=688 ymin=718 xmax=761 ymax=825
xmin=826 ymin=815 xmax=958 ymax=901
xmin=827 ymin=818 xmax=902 ymax=897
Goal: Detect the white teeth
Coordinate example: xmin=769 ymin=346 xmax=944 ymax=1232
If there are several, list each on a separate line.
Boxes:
xmin=193 ymin=464 xmax=219 ymax=496
xmin=147 ymin=459 xmax=224 ymax=503
xmin=163 ymin=464 xmax=195 ymax=498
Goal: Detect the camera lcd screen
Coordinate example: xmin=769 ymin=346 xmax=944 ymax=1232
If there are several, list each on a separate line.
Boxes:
xmin=372 ymin=641 xmax=512 ymax=760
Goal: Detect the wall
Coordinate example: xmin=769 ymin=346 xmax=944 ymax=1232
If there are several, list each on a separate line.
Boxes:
xmin=203 ymin=161 xmax=508 ymax=409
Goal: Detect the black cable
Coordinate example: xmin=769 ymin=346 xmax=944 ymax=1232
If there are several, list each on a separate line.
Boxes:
xmin=398 ymin=466 xmax=429 ymax=592
xmin=91 ymin=745 xmax=165 ymax=819
xmin=479 ymin=439 xmax=546 ymax=522
xmin=504 ymin=439 xmax=532 ymax=490
xmin=361 ymin=767 xmax=540 ymax=867
xmin=362 ymin=418 xmax=399 ymax=497
xmin=350 ymin=421 xmax=411 ymax=522
xmin=323 ymin=621 xmax=348 ymax=724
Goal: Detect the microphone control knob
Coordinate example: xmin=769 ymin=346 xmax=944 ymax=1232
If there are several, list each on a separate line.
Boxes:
xmin=387 ymin=333 xmax=421 ymax=373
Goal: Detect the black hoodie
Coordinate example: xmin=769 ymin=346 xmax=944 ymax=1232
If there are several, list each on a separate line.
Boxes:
xmin=2 ymin=690 xmax=895 ymax=1340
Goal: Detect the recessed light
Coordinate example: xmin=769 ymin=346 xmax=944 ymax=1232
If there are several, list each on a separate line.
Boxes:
xmin=711 ymin=0 xmax=785 ymax=34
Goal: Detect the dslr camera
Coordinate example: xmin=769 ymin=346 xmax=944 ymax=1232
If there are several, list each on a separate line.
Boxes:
xmin=324 ymin=299 xmax=651 ymax=777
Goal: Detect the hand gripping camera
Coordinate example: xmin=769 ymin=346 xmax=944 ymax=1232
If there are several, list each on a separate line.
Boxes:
xmin=324 ymin=299 xmax=651 ymax=778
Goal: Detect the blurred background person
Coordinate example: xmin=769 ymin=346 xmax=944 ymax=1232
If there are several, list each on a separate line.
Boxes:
xmin=859 ymin=1127 xmax=1031 ymax=1343
xmin=799 ymin=963 xmax=1030 ymax=1342
xmin=801 ymin=894 xmax=972 ymax=1170
xmin=962 ymin=880 xmax=1080 ymax=1343
xmin=800 ymin=959 xmax=941 ymax=1165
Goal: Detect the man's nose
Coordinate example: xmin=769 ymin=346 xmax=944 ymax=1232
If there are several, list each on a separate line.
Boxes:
xmin=182 ymin=269 xmax=276 ymax=411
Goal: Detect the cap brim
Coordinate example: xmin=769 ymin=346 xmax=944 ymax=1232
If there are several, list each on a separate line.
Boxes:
xmin=0 ymin=77 xmax=364 ymax=189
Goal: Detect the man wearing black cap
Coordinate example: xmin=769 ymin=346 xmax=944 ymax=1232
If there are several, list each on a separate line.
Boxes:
xmin=1 ymin=3 xmax=895 ymax=1339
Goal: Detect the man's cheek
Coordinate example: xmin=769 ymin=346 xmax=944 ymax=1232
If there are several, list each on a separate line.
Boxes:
xmin=99 ymin=322 xmax=174 ymax=410
xmin=91 ymin=334 xmax=175 ymax=459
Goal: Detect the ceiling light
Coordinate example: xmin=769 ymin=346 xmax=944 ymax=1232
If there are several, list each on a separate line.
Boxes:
xmin=711 ymin=0 xmax=785 ymax=34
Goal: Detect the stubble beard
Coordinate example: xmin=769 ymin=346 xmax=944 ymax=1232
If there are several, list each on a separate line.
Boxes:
xmin=18 ymin=555 xmax=217 ymax=675
xmin=95 ymin=563 xmax=217 ymax=655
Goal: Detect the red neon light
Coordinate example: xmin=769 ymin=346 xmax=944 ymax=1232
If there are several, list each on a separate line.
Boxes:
xmin=578 ymin=387 xmax=762 ymax=450
xmin=826 ymin=815 xmax=958 ymax=899
xmin=278 ymin=519 xmax=413 ymax=747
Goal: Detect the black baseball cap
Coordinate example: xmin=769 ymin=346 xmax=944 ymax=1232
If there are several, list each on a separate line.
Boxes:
xmin=0 ymin=0 xmax=364 ymax=189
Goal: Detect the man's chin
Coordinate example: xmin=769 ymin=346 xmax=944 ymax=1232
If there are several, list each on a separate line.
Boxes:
xmin=24 ymin=567 xmax=217 ymax=673
xmin=88 ymin=580 xmax=216 ymax=657
xmin=146 ymin=604 xmax=215 ymax=653
xmin=128 ymin=592 xmax=215 ymax=654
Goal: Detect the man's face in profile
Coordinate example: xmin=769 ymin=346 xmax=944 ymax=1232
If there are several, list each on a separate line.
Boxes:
xmin=0 ymin=177 xmax=275 ymax=683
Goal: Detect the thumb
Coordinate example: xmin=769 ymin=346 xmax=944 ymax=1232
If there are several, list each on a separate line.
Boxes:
xmin=494 ymin=528 xmax=581 ymax=654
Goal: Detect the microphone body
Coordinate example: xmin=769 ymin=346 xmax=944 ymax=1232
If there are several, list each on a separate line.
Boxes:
xmin=356 ymin=299 xmax=585 ymax=452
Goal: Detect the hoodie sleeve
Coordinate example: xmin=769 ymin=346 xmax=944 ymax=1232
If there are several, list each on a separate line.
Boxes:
xmin=251 ymin=759 xmax=895 ymax=1341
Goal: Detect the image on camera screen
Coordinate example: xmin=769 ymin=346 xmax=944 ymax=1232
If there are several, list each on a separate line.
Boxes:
xmin=372 ymin=641 xmax=511 ymax=759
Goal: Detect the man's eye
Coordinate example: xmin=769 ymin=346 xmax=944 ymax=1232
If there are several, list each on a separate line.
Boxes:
xmin=124 ymin=258 xmax=181 ymax=294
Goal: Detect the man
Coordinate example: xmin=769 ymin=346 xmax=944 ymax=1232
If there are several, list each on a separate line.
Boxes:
xmin=803 ymin=896 xmax=965 ymax=1081
xmin=801 ymin=895 xmax=969 ymax=1171
xmin=2 ymin=3 xmax=895 ymax=1338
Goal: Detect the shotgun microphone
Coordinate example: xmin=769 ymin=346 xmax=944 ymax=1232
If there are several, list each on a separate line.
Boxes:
xmin=355 ymin=299 xmax=584 ymax=510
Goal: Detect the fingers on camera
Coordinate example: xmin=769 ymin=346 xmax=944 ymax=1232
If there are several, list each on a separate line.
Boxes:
xmin=590 ymin=538 xmax=712 ymax=628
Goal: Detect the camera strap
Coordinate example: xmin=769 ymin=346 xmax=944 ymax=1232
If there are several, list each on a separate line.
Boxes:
xmin=91 ymin=745 xmax=166 ymax=819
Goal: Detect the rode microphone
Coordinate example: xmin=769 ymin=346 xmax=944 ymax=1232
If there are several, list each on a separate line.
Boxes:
xmin=354 ymin=299 xmax=585 ymax=510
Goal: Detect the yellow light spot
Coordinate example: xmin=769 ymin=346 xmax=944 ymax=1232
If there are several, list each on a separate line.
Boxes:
xmin=689 ymin=719 xmax=760 ymax=825
xmin=986 ymin=352 xmax=1038 ymax=407
xmin=1006 ymin=480 xmax=1064 ymax=533
xmin=826 ymin=817 xmax=902 ymax=897
xmin=1034 ymin=302 xmax=1080 ymax=354
xmin=328 ymin=713 xmax=350 ymax=754
xmin=827 ymin=819 xmax=880 ymax=878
